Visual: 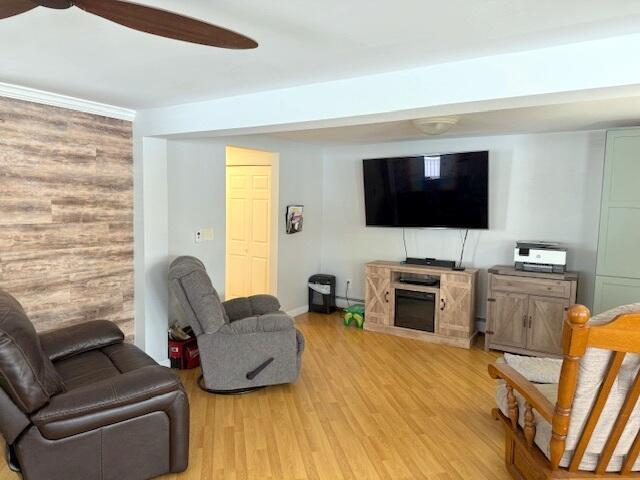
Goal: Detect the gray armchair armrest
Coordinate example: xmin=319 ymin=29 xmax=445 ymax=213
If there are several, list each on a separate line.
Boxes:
xmin=39 ymin=320 xmax=124 ymax=361
xmin=31 ymin=366 xmax=183 ymax=440
xmin=222 ymin=294 xmax=281 ymax=321
xmin=217 ymin=313 xmax=294 ymax=334
xmin=248 ymin=294 xmax=281 ymax=315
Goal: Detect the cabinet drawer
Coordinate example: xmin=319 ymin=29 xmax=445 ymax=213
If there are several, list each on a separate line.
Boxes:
xmin=491 ymin=274 xmax=571 ymax=298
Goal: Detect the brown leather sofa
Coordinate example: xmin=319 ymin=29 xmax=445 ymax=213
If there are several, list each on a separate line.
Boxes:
xmin=0 ymin=289 xmax=190 ymax=480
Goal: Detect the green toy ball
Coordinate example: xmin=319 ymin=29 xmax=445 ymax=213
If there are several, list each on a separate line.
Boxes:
xmin=343 ymin=304 xmax=365 ymax=329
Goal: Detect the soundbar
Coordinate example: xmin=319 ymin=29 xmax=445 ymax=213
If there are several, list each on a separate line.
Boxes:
xmin=404 ymin=257 xmax=457 ymax=269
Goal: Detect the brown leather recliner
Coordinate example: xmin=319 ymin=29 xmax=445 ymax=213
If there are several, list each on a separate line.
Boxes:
xmin=0 ymin=289 xmax=190 ymax=480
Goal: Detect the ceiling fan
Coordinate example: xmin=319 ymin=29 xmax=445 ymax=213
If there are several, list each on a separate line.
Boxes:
xmin=0 ymin=0 xmax=258 ymax=49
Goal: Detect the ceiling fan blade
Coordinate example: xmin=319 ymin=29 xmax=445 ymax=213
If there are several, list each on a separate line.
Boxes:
xmin=0 ymin=0 xmax=37 ymax=19
xmin=72 ymin=0 xmax=257 ymax=49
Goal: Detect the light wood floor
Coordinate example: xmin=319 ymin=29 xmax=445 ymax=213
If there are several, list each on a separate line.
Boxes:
xmin=1 ymin=312 xmax=508 ymax=480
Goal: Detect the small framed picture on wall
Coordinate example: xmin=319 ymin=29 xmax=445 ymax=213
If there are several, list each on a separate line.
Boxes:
xmin=286 ymin=205 xmax=304 ymax=234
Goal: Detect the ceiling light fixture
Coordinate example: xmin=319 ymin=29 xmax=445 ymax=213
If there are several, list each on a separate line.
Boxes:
xmin=412 ymin=116 xmax=459 ymax=135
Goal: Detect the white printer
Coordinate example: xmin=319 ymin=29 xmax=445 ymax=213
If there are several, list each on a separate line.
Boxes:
xmin=514 ymin=241 xmax=567 ymax=274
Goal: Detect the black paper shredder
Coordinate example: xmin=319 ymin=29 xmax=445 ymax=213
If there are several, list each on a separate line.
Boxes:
xmin=308 ymin=274 xmax=336 ymax=314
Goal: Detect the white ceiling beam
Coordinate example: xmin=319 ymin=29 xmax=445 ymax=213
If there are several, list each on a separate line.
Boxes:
xmin=136 ymin=33 xmax=640 ymax=137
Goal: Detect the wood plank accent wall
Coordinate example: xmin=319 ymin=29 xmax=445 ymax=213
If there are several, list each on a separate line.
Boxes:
xmin=0 ymin=96 xmax=134 ymax=339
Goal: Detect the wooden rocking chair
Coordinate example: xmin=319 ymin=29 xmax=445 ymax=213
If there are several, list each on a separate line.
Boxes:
xmin=489 ymin=303 xmax=640 ymax=479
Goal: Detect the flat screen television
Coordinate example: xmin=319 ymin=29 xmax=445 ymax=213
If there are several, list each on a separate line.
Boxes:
xmin=363 ymin=151 xmax=489 ymax=229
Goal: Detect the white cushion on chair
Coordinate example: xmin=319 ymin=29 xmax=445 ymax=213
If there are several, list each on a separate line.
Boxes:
xmin=503 ymin=353 xmax=562 ymax=384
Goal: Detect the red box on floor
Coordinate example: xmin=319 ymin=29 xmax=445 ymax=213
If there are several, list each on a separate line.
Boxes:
xmin=168 ymin=337 xmax=200 ymax=369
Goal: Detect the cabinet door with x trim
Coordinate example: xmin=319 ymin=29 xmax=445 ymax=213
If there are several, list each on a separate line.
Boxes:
xmin=364 ymin=266 xmax=391 ymax=325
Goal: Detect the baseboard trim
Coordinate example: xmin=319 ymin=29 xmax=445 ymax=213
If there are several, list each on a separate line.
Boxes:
xmin=286 ymin=305 xmax=309 ymax=318
xmin=0 ymin=81 xmax=136 ymax=121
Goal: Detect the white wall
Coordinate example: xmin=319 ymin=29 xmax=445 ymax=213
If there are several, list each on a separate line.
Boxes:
xmin=167 ymin=137 xmax=324 ymax=314
xmin=153 ymin=128 xmax=605 ymax=358
xmin=320 ymin=131 xmax=606 ymax=318
xmin=137 ymin=137 xmax=169 ymax=363
xmin=167 ymin=140 xmax=227 ymax=291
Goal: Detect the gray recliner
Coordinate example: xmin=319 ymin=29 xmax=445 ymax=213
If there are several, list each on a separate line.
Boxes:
xmin=168 ymin=256 xmax=304 ymax=392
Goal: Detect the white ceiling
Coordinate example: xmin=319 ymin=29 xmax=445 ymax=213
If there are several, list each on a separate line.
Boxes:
xmin=2 ymin=0 xmax=640 ymax=109
xmin=268 ymin=96 xmax=640 ymax=144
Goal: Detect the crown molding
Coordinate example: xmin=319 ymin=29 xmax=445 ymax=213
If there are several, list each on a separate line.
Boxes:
xmin=0 ymin=82 xmax=136 ymax=121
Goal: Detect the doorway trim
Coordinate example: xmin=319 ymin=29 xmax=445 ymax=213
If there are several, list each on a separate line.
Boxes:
xmin=225 ymin=145 xmax=279 ymax=298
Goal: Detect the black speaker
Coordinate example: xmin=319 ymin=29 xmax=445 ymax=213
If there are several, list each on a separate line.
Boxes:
xmin=308 ymin=274 xmax=336 ymax=314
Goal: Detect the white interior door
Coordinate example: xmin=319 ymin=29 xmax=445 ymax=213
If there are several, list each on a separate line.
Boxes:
xmin=225 ymin=165 xmax=272 ymax=299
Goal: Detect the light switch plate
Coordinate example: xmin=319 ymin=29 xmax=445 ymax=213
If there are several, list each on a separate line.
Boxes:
xmin=195 ymin=228 xmax=214 ymax=244
xmin=202 ymin=228 xmax=214 ymax=241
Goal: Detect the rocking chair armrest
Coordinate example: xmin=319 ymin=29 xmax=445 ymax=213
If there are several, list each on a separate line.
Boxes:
xmin=488 ymin=362 xmax=555 ymax=423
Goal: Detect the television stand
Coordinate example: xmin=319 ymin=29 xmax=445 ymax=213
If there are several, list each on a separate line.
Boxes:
xmin=364 ymin=260 xmax=478 ymax=349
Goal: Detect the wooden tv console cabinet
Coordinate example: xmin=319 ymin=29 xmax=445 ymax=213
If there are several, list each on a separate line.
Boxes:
xmin=364 ymin=261 xmax=478 ymax=349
